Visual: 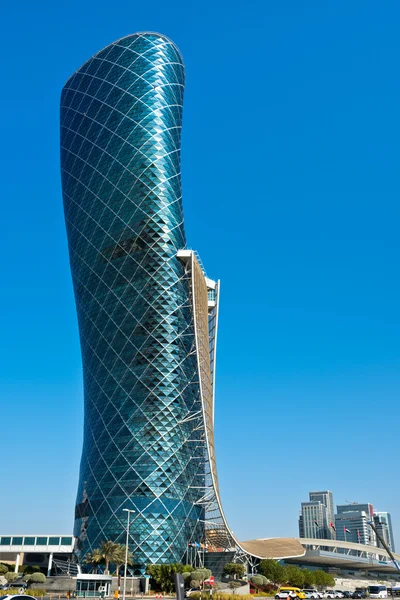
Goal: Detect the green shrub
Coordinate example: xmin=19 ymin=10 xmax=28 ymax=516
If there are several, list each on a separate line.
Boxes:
xmin=190 ymin=569 xmax=211 ymax=582
xmin=223 ymin=563 xmax=246 ymax=579
xmin=313 ymin=570 xmax=335 ymax=590
xmin=4 ymin=572 xmax=19 ymax=582
xmin=180 ymin=565 xmax=193 ymax=573
xmin=24 ymin=565 xmax=44 ymax=575
xmin=250 ymin=575 xmax=264 ymax=586
xmin=23 ymin=572 xmax=47 ymax=584
xmin=146 ymin=563 xmax=196 ymax=593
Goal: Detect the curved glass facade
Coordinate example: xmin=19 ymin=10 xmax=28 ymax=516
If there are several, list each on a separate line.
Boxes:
xmin=60 ymin=33 xmax=205 ymax=568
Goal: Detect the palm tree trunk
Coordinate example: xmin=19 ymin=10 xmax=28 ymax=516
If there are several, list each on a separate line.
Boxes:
xmin=105 ymin=559 xmax=109 ymax=575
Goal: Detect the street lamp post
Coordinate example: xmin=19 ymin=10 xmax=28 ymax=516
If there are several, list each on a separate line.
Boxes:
xmin=122 ymin=508 xmax=135 ymax=600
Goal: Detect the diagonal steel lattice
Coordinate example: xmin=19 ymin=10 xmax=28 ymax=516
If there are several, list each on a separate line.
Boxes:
xmin=61 ymin=32 xmax=209 ymax=569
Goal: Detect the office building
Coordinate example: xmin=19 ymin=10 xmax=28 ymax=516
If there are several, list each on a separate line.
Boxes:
xmin=335 ymin=503 xmax=376 ymax=545
xmin=299 ymin=490 xmax=335 ymax=539
xmin=336 ymin=503 xmax=374 ymax=517
xmin=0 ymin=536 xmax=74 ymax=576
xmin=299 ymin=502 xmax=328 ymax=539
xmin=61 ymin=32 xmax=235 ymax=570
xmin=298 ymin=514 xmax=304 ymax=538
xmin=310 ymin=491 xmax=335 ymax=539
xmin=374 ymin=512 xmax=395 ymax=551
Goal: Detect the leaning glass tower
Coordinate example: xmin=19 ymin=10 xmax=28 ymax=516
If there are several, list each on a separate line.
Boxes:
xmin=61 ymin=32 xmax=237 ymax=571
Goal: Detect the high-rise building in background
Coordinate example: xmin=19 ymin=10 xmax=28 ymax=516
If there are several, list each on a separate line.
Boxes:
xmin=373 ymin=514 xmax=391 ymax=550
xmin=299 ymin=501 xmax=328 ymax=539
xmin=335 ymin=503 xmax=376 ymax=546
xmin=60 ymin=32 xmax=235 ymax=571
xmin=298 ymin=514 xmax=304 ymax=538
xmin=374 ymin=512 xmax=395 ymax=551
xmin=298 ymin=490 xmax=335 ymax=540
xmin=297 ymin=494 xmax=396 ymax=548
xmin=309 ymin=491 xmax=335 ymax=539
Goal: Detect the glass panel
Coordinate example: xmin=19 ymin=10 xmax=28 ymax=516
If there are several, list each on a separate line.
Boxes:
xmin=24 ymin=537 xmax=35 ymax=545
xmin=0 ymin=537 xmax=11 ymax=545
xmin=48 ymin=537 xmax=60 ymax=545
xmin=61 ymin=537 xmax=73 ymax=545
xmin=61 ymin=34 xmax=203 ymax=569
xmin=36 ymin=537 xmax=48 ymax=545
xmin=12 ymin=537 xmax=23 ymax=545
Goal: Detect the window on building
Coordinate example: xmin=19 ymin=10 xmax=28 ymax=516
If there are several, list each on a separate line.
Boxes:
xmin=61 ymin=537 xmax=73 ymax=545
xmin=12 ymin=537 xmax=23 ymax=545
xmin=0 ymin=537 xmax=11 ymax=545
xmin=49 ymin=537 xmax=60 ymax=545
xmin=36 ymin=537 xmax=48 ymax=545
xmin=24 ymin=537 xmax=35 ymax=545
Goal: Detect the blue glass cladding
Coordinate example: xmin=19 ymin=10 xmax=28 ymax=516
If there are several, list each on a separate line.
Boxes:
xmin=60 ymin=33 xmax=204 ymax=570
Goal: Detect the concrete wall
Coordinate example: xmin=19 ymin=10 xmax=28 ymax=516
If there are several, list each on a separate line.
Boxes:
xmin=33 ymin=576 xmax=76 ymax=592
xmin=34 ymin=576 xmax=143 ymax=594
xmin=335 ymin=576 xmax=396 ymax=590
xmin=110 ymin=577 xmax=142 ymax=594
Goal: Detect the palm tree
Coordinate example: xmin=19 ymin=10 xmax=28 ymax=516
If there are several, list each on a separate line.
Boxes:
xmin=85 ymin=541 xmax=119 ymax=575
xmin=84 ymin=548 xmax=104 ymax=573
xmin=113 ymin=545 xmax=133 ymax=577
xmin=99 ymin=541 xmax=119 ymax=575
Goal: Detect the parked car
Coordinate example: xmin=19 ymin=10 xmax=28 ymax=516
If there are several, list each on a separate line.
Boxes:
xmin=342 ymin=593 xmax=352 ymax=598
xmin=0 ymin=584 xmax=27 ymax=592
xmin=275 ymin=588 xmax=307 ymax=599
xmin=185 ymin=589 xmax=201 ymax=598
xmin=0 ymin=596 xmax=36 ymax=600
xmin=302 ymin=590 xmax=321 ymax=599
xmin=335 ymin=592 xmax=345 ymax=598
xmin=352 ymin=592 xmax=367 ymax=599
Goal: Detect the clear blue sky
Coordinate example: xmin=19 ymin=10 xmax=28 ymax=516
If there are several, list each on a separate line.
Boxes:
xmin=1 ymin=0 xmax=399 ymax=547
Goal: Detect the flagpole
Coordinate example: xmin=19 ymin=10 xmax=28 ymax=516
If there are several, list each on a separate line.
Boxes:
xmin=344 ymin=526 xmax=347 ymax=542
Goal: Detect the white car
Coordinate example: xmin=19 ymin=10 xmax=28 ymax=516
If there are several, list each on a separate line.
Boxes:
xmin=0 ymin=596 xmax=37 ymax=600
xmin=302 ymin=590 xmax=321 ymax=599
xmin=185 ymin=589 xmax=201 ymax=598
xmin=275 ymin=592 xmax=298 ymax=599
